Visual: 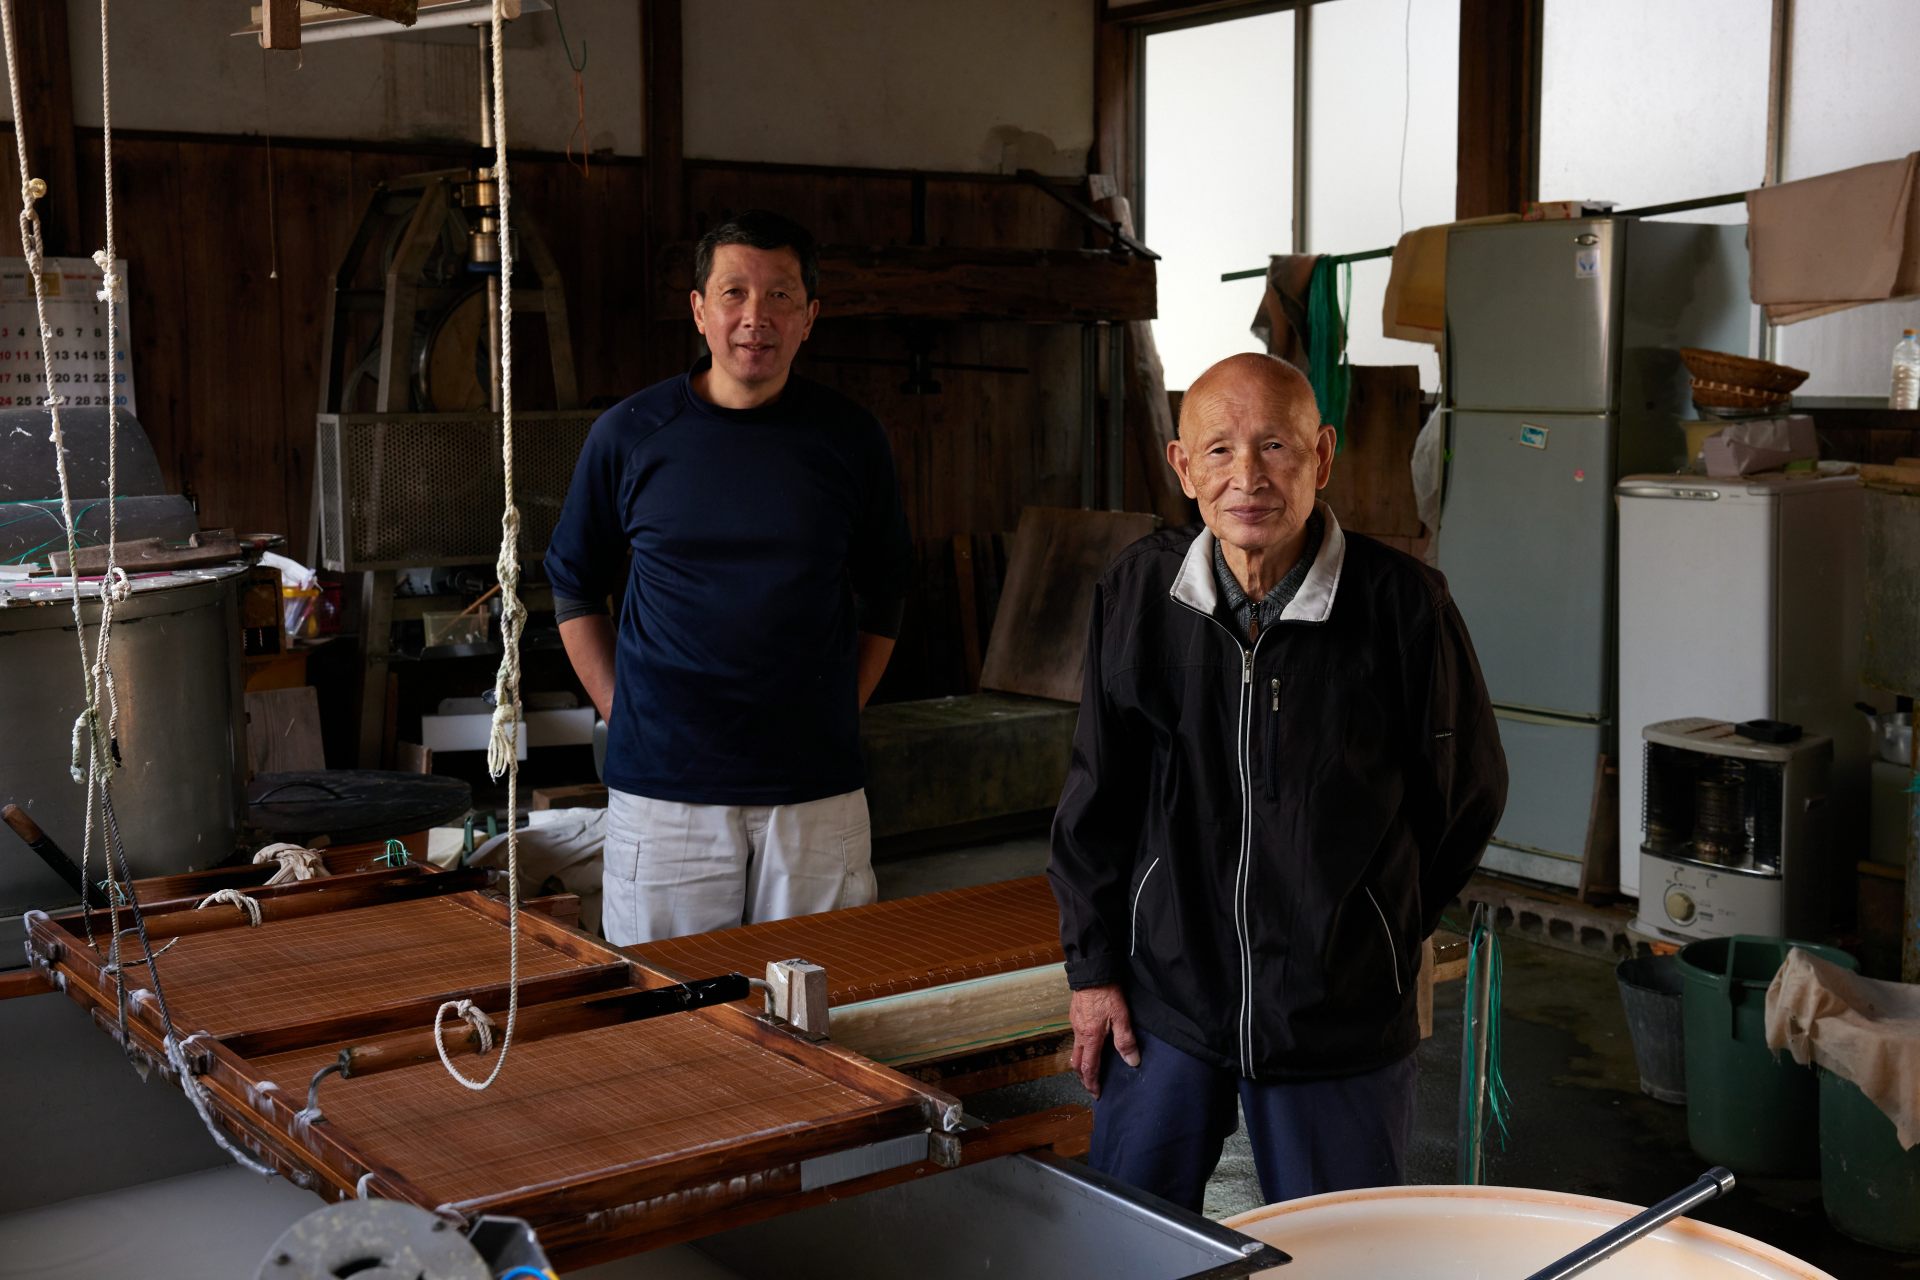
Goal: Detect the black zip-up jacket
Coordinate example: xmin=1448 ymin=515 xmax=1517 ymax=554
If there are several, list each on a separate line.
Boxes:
xmin=1048 ymin=509 xmax=1507 ymax=1080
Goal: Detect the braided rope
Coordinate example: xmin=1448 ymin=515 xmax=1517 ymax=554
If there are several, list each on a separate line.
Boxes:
xmin=3 ymin=2 xmax=271 ymax=1181
xmin=436 ymin=0 xmax=521 ymax=1091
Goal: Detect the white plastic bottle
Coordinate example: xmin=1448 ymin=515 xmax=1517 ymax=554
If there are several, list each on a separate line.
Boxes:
xmin=1893 ymin=329 xmax=1920 ymax=410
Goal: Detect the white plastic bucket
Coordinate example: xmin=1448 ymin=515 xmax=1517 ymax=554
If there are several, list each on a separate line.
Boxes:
xmin=1224 ymin=1184 xmax=1834 ymax=1279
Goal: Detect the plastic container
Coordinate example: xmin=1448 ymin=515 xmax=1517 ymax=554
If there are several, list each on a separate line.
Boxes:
xmin=422 ymin=610 xmax=489 ymax=649
xmin=1819 ymin=1067 xmax=1920 ymax=1253
xmin=1676 ymin=935 xmax=1858 ymax=1174
xmin=1616 ymin=955 xmax=1687 ymax=1104
xmin=1894 ymin=329 xmax=1920 ymax=410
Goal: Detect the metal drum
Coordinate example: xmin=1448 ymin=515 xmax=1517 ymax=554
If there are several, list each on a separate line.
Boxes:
xmin=0 ymin=565 xmax=248 ymax=922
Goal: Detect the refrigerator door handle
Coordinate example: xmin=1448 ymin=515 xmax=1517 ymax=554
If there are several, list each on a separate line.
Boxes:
xmin=1574 ymin=233 xmax=1600 ymax=246
xmin=1616 ymin=484 xmax=1721 ymax=500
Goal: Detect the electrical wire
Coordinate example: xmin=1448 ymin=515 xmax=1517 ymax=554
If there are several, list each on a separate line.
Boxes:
xmin=1397 ymin=0 xmax=1413 ymax=238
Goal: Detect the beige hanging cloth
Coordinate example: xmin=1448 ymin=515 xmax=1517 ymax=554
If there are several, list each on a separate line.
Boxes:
xmin=1381 ymin=214 xmax=1523 ymax=348
xmin=1766 ymin=946 xmax=1920 ymax=1149
xmin=1747 ymin=152 xmax=1920 ymax=325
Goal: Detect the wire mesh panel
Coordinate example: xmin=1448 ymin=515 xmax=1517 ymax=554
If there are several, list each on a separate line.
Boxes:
xmin=315 ymin=411 xmax=596 ymax=571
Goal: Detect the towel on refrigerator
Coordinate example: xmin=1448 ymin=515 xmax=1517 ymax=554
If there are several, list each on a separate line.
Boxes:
xmin=1748 ymin=152 xmax=1920 ymax=324
xmin=1382 ymin=223 xmax=1450 ymax=346
xmin=1382 ymin=214 xmax=1522 ymax=347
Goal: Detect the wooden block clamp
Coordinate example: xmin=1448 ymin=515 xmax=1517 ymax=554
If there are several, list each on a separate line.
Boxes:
xmin=765 ymin=959 xmax=831 ymax=1039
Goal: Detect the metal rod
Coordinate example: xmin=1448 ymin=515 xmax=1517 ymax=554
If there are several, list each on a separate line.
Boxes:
xmin=1014 ymin=169 xmax=1160 ymax=260
xmin=1219 ymin=191 xmax=1750 ymax=283
xmin=1104 ymin=323 xmax=1126 ymax=510
xmin=1522 ymin=1168 xmax=1736 ymax=1280
xmin=1220 ymin=245 xmax=1390 ymax=283
xmin=3 ymin=803 xmax=105 ymax=908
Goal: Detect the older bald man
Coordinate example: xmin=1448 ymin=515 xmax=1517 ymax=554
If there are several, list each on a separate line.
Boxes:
xmin=1048 ymin=353 xmax=1507 ymax=1210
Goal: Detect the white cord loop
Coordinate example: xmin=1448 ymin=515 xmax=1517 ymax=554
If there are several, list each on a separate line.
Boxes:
xmin=440 ymin=0 xmax=523 ymax=1093
xmin=438 ymin=998 xmax=496 ymax=1056
xmin=196 ymin=888 xmax=263 ymax=928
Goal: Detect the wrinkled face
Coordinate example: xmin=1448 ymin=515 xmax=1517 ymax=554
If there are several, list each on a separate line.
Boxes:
xmin=690 ymin=243 xmax=819 ymax=392
xmin=1169 ymin=372 xmax=1335 ymax=559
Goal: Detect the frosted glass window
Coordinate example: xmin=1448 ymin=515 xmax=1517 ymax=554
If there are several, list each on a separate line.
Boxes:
xmin=1539 ymin=0 xmax=1769 ymax=221
xmin=1306 ymin=0 xmax=1459 ymax=388
xmin=1143 ymin=12 xmax=1294 ymax=391
xmin=1771 ymin=0 xmax=1920 ymax=397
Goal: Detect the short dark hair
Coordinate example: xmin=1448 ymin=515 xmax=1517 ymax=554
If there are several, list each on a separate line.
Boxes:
xmin=692 ymin=210 xmax=819 ymax=301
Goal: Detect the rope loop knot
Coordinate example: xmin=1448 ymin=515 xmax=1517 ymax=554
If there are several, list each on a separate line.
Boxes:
xmin=196 ymin=887 xmax=262 ymax=927
xmin=438 ymin=998 xmax=496 ymax=1056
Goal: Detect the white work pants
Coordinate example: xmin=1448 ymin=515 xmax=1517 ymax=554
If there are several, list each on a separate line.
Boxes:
xmin=602 ymin=787 xmax=876 ymax=945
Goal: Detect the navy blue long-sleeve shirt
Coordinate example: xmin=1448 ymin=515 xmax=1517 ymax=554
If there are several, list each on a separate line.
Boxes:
xmin=544 ymin=360 xmax=913 ymax=805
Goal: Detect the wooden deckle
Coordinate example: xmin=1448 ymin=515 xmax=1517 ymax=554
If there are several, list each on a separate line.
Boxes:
xmin=631 ymin=875 xmax=1063 ymax=1006
xmin=21 ymin=854 xmax=1032 ymax=1267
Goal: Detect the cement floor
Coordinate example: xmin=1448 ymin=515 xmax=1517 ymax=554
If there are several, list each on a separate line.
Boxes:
xmin=876 ymin=835 xmax=1914 ymax=1277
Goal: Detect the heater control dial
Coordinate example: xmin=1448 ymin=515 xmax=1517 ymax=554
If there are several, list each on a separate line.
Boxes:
xmin=1664 ymin=887 xmax=1697 ymax=925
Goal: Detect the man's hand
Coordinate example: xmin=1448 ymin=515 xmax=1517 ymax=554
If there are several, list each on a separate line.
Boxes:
xmin=557 ymin=614 xmax=617 ymax=721
xmin=1068 ymin=983 xmax=1140 ymax=1098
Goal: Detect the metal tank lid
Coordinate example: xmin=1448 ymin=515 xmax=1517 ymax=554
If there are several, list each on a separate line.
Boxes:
xmin=0 ymin=560 xmax=249 ymax=607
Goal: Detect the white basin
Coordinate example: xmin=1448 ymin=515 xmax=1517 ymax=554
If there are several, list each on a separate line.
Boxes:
xmin=1225 ymin=1184 xmax=1835 ymax=1279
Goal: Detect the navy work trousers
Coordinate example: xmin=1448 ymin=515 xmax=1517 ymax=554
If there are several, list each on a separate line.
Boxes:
xmin=1088 ymin=1028 xmax=1417 ymax=1213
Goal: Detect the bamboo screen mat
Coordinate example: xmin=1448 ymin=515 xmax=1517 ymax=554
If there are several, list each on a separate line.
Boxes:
xmin=116 ymin=896 xmax=583 ymax=1036
xmin=630 ymin=875 xmax=1062 ymax=1005
xmin=250 ymin=1013 xmax=880 ymax=1206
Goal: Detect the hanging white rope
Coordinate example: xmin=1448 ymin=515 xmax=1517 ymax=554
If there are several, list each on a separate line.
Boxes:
xmin=2 ymin=2 xmax=272 ymax=1178
xmin=435 ymin=0 xmax=522 ymax=1091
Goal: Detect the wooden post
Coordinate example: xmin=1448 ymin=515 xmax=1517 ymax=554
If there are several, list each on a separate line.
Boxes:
xmin=1456 ymin=0 xmax=1542 ymax=219
xmin=9 ymin=0 xmax=79 ymax=255
xmin=259 ymin=0 xmax=302 ymax=49
xmin=1091 ymin=9 xmax=1134 ymax=204
xmin=1086 ymin=179 xmax=1189 ymax=527
xmin=642 ymin=0 xmax=689 ymax=386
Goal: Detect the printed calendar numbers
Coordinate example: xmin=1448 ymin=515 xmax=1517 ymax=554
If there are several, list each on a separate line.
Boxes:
xmin=0 ymin=256 xmax=136 ymax=417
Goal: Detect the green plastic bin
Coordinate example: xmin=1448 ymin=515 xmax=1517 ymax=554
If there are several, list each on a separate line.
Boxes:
xmin=1676 ymin=935 xmax=1857 ymax=1174
xmin=1820 ymin=1067 xmax=1920 ymax=1253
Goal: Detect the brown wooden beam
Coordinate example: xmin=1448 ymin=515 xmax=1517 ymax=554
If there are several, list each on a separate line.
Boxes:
xmin=10 ymin=0 xmax=80 ymax=254
xmin=642 ymin=0 xmax=687 ymax=383
xmin=643 ymin=0 xmax=685 ymax=243
xmin=1456 ymin=0 xmax=1541 ymax=219
xmin=655 ymin=244 xmax=1157 ymax=324
xmin=1091 ymin=6 xmax=1135 ymax=207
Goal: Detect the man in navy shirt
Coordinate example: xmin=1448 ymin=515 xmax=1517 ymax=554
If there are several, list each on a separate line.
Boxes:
xmin=545 ymin=211 xmax=913 ymax=945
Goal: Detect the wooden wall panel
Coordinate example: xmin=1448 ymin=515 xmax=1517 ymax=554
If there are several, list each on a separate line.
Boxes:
xmin=21 ymin=134 xmax=1118 ymax=700
xmin=264 ymin=148 xmax=357 ymax=544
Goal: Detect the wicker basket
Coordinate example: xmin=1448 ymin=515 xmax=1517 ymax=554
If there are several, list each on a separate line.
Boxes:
xmin=1679 ymin=347 xmax=1809 ymax=391
xmin=1690 ymin=379 xmax=1794 ymax=412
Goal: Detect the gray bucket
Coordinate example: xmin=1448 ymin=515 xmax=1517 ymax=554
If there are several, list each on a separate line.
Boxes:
xmin=1617 ymin=954 xmax=1687 ymax=1104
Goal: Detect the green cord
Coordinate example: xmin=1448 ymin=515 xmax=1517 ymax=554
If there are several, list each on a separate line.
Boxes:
xmin=377 ymin=838 xmax=411 ymax=868
xmin=1304 ymin=257 xmax=1353 ymax=450
xmin=1461 ymin=911 xmax=1512 ymax=1178
xmin=548 ymin=0 xmax=586 ymax=72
